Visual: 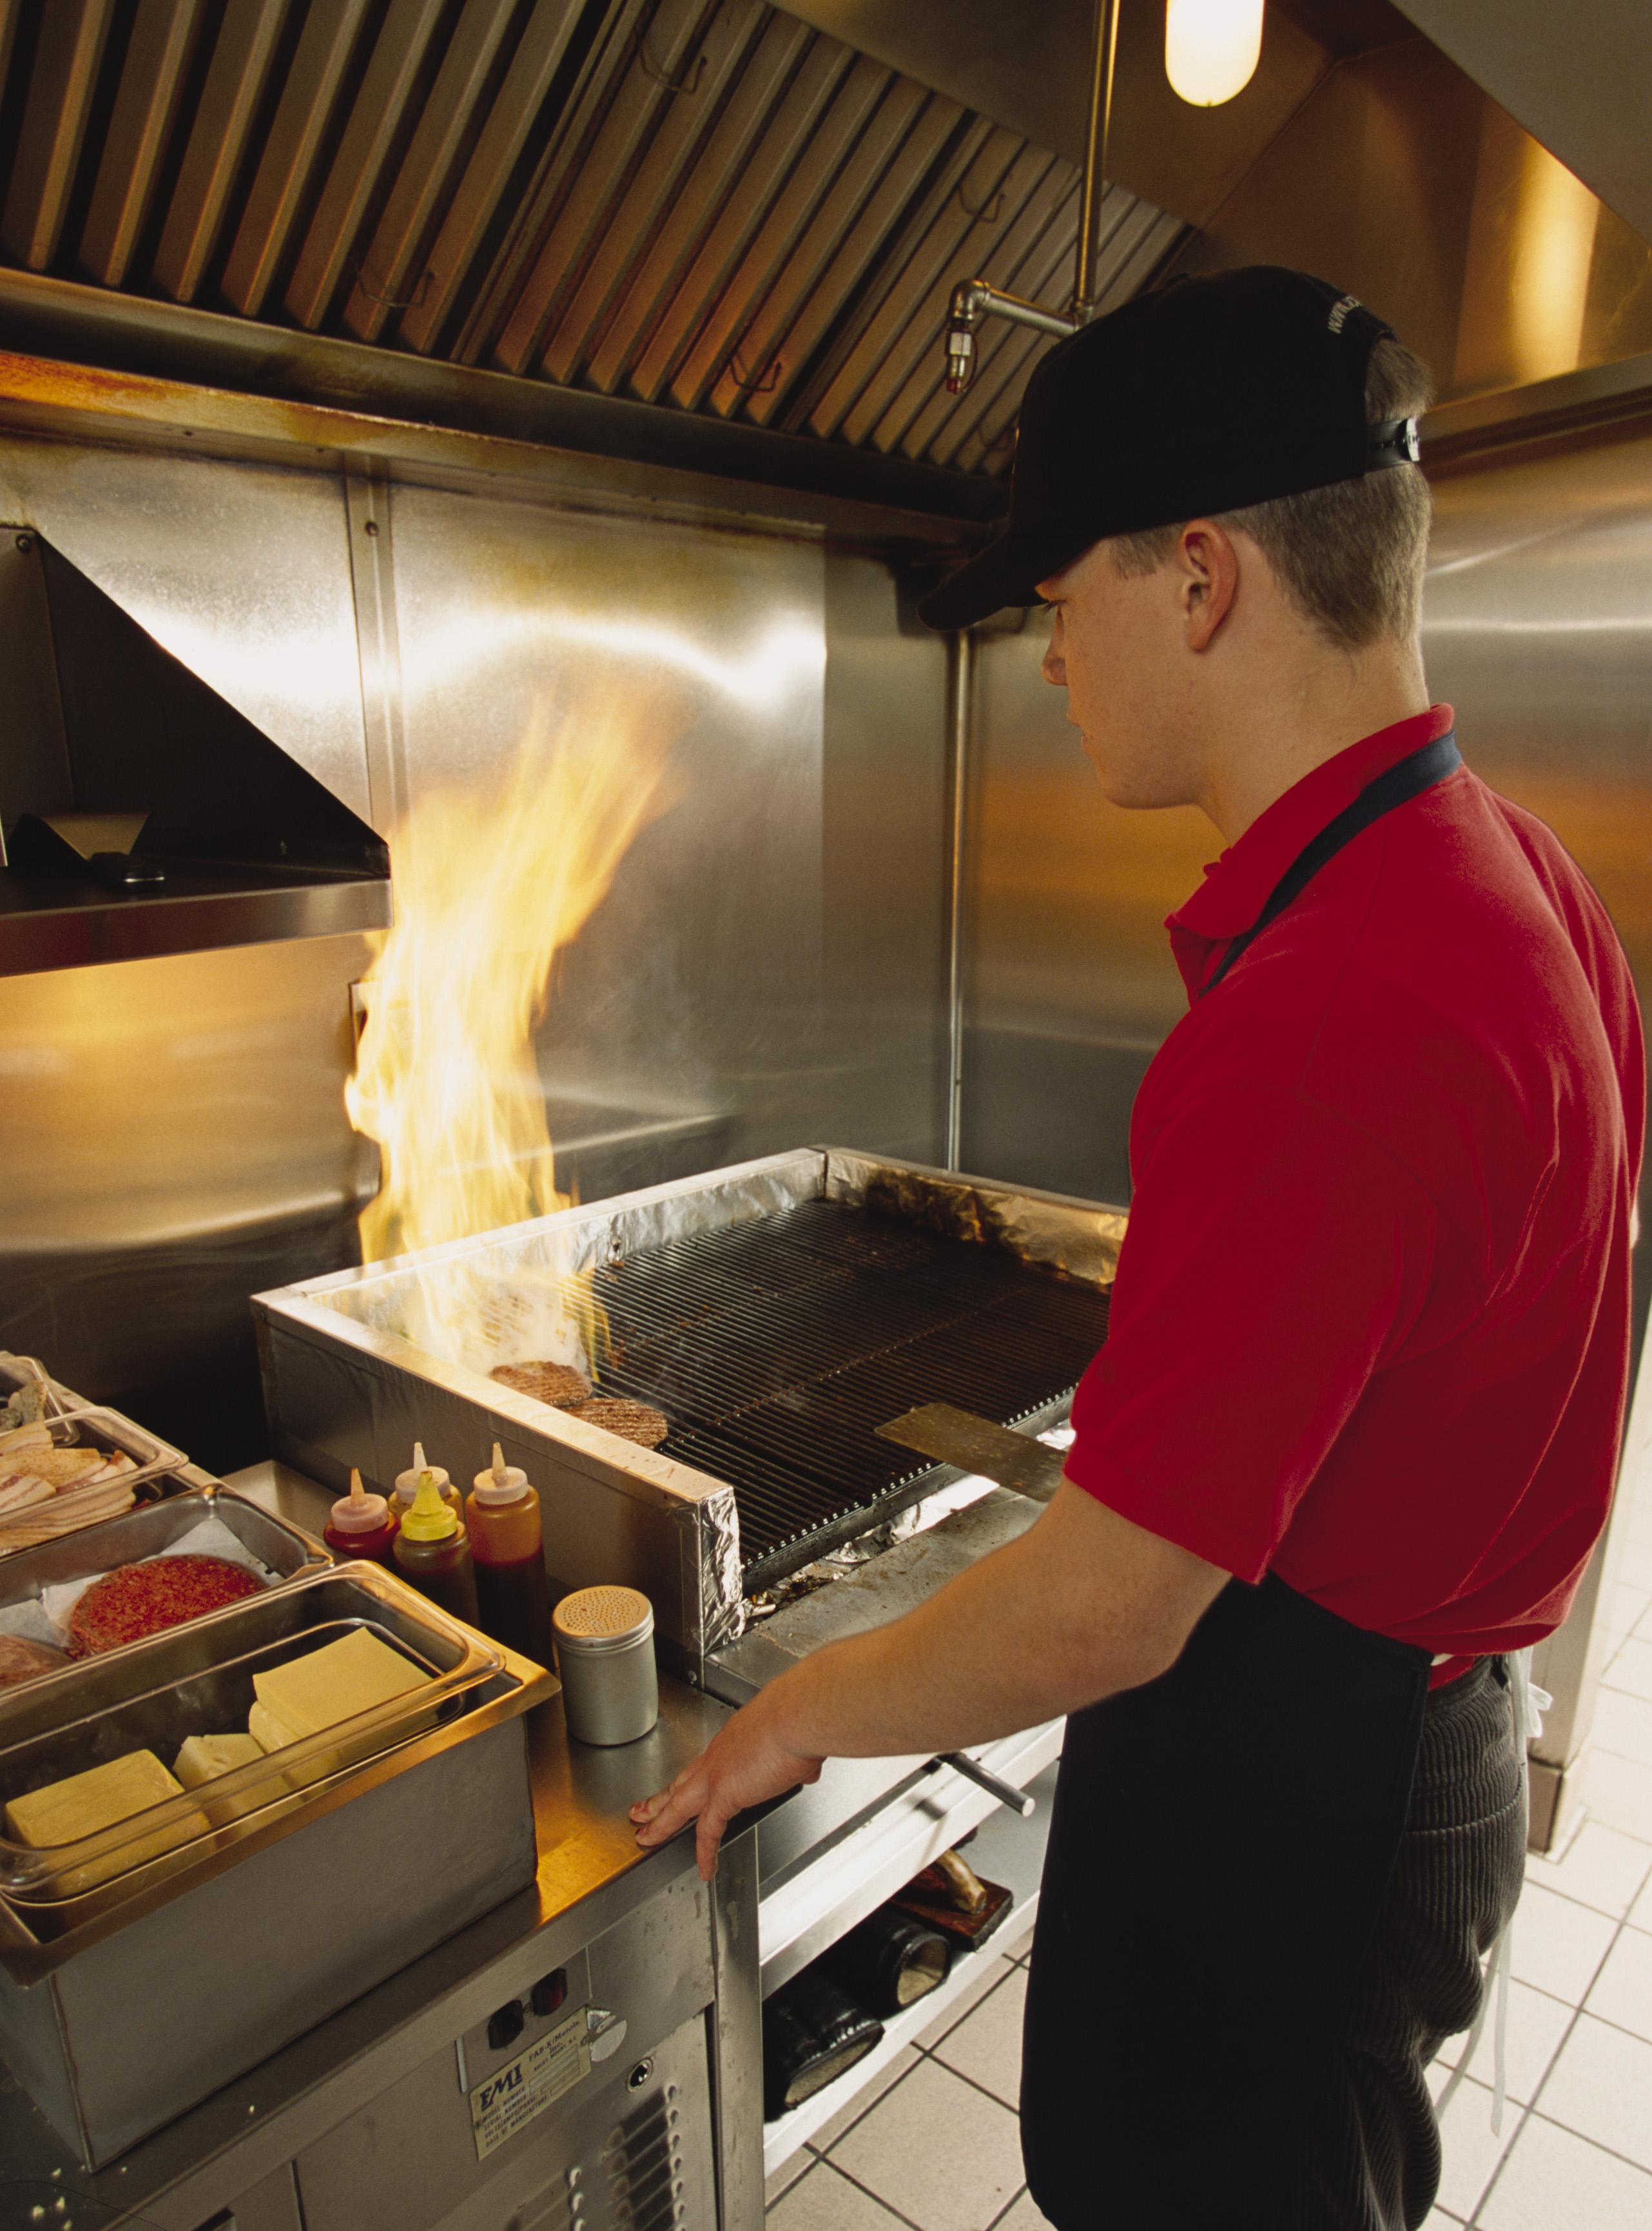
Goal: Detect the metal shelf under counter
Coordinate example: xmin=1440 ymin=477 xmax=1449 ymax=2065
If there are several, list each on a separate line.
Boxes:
xmin=760 ymin=1757 xmax=1056 ymax=2181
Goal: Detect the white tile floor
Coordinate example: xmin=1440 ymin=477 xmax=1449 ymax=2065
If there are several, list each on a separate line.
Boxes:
xmin=766 ymin=1486 xmax=1652 ymax=2229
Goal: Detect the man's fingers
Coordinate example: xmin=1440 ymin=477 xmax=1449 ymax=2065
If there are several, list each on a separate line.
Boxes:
xmin=632 ymin=1764 xmax=695 ymax=1818
xmin=634 ymin=1768 xmax=708 ymax=1847
xmin=695 ymin=1795 xmax=736 ymax=1882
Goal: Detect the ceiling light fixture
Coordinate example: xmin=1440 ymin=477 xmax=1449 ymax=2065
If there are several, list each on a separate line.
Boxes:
xmin=1165 ymin=0 xmax=1265 ymax=108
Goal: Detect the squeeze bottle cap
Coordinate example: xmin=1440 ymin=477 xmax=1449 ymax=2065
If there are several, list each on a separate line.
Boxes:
xmin=472 ymin=1441 xmax=530 ymax=1506
xmin=400 ymin=1470 xmax=459 ymax=1543
xmin=331 ymin=1466 xmax=391 ymax=1533
xmin=395 ymin=1441 xmax=451 ymax=1503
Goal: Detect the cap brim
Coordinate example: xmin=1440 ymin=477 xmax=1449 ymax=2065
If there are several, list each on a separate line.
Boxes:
xmin=916 ymin=519 xmax=1100 ymax=630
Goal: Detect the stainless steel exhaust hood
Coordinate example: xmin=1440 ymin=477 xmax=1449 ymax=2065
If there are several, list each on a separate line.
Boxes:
xmin=1 ymin=2 xmax=1649 ymax=524
xmin=0 ymin=525 xmax=389 ymax=976
xmin=0 ymin=0 xmax=1184 ymax=507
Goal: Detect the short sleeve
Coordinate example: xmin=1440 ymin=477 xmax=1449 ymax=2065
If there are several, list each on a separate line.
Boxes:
xmin=1064 ymin=1075 xmax=1437 ymax=1583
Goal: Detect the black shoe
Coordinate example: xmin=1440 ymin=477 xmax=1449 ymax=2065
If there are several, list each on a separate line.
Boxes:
xmin=763 ymin=1968 xmax=884 ymax=2119
xmin=822 ymin=1906 xmax=953 ymax=2017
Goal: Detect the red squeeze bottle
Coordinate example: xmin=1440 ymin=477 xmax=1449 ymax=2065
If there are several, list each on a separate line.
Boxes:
xmin=467 ymin=1444 xmax=556 ymax=1668
xmin=324 ymin=1468 xmax=398 ymax=1564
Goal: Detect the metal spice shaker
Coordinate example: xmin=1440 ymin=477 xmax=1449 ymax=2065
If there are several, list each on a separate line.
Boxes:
xmin=552 ymin=1585 xmax=658 ymax=1745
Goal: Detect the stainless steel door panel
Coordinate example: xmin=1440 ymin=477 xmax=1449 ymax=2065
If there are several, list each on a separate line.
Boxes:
xmin=296 ymin=2009 xmax=716 ymax=2231
xmin=296 ymin=1866 xmax=717 ymax=2231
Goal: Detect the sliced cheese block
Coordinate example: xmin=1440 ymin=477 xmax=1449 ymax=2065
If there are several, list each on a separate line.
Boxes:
xmin=248 ymin=1700 xmax=304 ymax=1757
xmin=248 ymin=1698 xmax=330 ymax=1791
xmin=248 ymin=1630 xmax=432 ymax=1787
xmin=5 ymin=1748 xmax=204 ymax=1895
xmin=173 ymin=1733 xmax=269 ymax=1827
xmin=251 ymin=1628 xmax=427 ymax=1739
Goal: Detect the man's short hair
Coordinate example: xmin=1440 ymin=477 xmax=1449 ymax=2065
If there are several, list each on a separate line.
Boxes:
xmin=1109 ymin=335 xmax=1435 ymax=649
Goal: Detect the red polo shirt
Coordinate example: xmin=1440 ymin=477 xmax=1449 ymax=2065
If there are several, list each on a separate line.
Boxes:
xmin=1065 ymin=706 xmax=1645 ymax=1679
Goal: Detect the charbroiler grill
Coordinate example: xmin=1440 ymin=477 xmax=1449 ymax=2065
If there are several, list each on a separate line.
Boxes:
xmin=563 ymin=1197 xmax=1109 ymax=1590
xmin=253 ymin=1151 xmax=1127 ymax=1680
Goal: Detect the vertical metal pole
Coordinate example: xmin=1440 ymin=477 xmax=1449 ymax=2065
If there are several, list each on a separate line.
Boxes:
xmin=344 ymin=463 xmax=409 ymax=837
xmin=1074 ymin=0 xmax=1122 ymax=320
xmin=945 ymin=629 xmax=975 ymax=1173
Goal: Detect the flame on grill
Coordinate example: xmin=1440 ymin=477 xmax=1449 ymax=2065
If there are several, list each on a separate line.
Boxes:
xmin=345 ymin=696 xmax=676 ymax=1372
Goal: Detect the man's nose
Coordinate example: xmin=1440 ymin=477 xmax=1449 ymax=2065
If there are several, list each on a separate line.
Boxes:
xmin=1042 ymin=645 xmax=1066 ymax=687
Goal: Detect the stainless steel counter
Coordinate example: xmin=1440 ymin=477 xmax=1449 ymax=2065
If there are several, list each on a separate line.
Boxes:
xmin=0 ymin=1461 xmax=757 ymax=2231
xmin=226 ymin=1463 xmax=730 ymax=1941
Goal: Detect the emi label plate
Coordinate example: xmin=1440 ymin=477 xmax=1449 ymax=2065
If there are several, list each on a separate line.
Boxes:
xmin=469 ymin=2005 xmax=592 ymax=2161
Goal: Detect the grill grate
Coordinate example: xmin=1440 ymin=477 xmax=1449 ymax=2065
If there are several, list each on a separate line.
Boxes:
xmin=572 ymin=1201 xmax=1109 ymax=1591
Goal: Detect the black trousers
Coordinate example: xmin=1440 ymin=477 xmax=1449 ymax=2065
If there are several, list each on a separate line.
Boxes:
xmin=1285 ymin=1656 xmax=1527 ymax=2230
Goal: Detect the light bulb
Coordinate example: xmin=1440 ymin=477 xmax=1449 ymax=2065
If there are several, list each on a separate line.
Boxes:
xmin=1165 ymin=0 xmax=1265 ymax=108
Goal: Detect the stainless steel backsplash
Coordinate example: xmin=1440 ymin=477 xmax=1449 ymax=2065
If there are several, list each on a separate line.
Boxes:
xmin=0 ymin=429 xmax=949 ymax=1465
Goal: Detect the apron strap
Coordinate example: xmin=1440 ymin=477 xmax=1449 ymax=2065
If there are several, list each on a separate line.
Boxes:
xmin=1205 ymin=732 xmax=1462 ymax=995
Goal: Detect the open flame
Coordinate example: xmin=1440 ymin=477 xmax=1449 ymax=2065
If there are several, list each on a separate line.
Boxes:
xmin=345 ymin=696 xmax=676 ymax=1372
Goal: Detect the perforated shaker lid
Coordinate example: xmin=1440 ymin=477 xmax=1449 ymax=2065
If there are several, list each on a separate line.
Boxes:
xmin=552 ymin=1584 xmax=654 ymax=1655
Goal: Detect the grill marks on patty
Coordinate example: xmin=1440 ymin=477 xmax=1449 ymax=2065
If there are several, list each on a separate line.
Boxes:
xmin=567 ymin=1398 xmax=669 ymax=1448
xmin=490 ymin=1361 xmax=593 ymax=1408
xmin=491 ymin=1363 xmax=670 ymax=1447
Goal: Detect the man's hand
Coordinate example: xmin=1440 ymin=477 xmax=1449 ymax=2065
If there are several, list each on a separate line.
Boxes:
xmin=632 ymin=1687 xmax=824 ymax=1880
xmin=631 ymin=1482 xmax=1225 ymax=1881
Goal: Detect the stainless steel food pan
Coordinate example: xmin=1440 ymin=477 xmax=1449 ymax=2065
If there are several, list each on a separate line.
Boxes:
xmin=0 ymin=1563 xmax=526 ymax=1927
xmin=0 ymin=1372 xmax=191 ymax=1559
xmin=0 ymin=1354 xmax=84 ymax=1418
xmin=0 ymin=1567 xmax=554 ymax=2165
xmin=0 ymin=1359 xmax=187 ymax=1483
xmin=0 ymin=1485 xmax=329 ymax=1685
xmin=0 ymin=1573 xmax=507 ymax=1907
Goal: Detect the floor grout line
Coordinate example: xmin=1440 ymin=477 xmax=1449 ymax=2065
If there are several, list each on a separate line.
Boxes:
xmin=806 ymin=2152 xmax=931 ymax=2231
xmin=925 ymin=2054 xmax=1022 ymax=2118
xmin=1461 ymin=2091 xmax=1539 ymax=2226
xmin=1515 ymin=2106 xmax=1652 ymax=2180
xmin=1466 ymin=1885 xmax=1644 ymax=2226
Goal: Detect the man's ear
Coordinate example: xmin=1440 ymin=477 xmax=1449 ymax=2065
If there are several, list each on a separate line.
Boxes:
xmin=1176 ymin=521 xmax=1239 ymax=652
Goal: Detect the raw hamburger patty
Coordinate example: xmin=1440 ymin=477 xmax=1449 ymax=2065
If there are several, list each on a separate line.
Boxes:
xmin=68 ymin=1555 xmax=264 ymax=1659
xmin=567 ymin=1397 xmax=669 ymax=1448
xmin=491 ymin=1361 xmax=592 ymax=1408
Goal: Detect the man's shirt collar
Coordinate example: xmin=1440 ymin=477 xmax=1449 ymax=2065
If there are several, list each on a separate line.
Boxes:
xmin=1166 ymin=705 xmax=1456 ymax=1000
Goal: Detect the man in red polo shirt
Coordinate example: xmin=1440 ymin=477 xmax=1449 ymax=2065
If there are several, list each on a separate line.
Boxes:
xmin=634 ymin=269 xmax=1644 ymax=2229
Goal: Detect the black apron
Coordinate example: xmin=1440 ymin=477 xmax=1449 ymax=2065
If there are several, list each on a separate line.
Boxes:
xmin=1022 ymin=731 xmax=1461 ymax=2230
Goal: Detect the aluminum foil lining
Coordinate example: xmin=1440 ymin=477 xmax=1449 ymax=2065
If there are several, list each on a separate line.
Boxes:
xmin=682 ymin=1482 xmax=745 ymax=1656
xmin=289 ymin=1149 xmax=827 ymax=1381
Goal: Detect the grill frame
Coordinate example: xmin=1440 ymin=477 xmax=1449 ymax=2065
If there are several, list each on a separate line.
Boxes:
xmin=253 ymin=1149 xmax=1126 ymax=1681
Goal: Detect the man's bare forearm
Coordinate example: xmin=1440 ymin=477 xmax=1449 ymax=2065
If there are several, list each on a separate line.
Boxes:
xmin=759 ymin=1483 xmax=1227 ymax=1762
xmin=632 ymin=1484 xmax=1229 ymax=1876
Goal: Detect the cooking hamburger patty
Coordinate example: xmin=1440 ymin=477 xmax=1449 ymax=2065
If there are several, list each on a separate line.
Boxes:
xmin=567 ymin=1397 xmax=669 ymax=1448
xmin=491 ymin=1361 xmax=592 ymax=1408
xmin=68 ymin=1555 xmax=264 ymax=1658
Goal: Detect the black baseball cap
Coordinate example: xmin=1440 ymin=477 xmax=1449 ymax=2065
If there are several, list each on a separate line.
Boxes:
xmin=918 ymin=266 xmax=1417 ymax=631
